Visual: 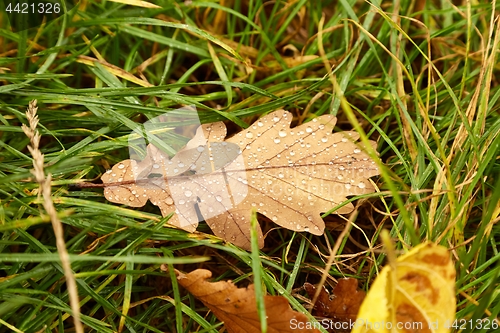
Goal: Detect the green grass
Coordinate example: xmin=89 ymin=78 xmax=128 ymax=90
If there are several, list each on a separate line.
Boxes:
xmin=1 ymin=0 xmax=499 ymax=332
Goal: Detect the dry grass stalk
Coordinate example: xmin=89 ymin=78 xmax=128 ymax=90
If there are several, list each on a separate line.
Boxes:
xmin=21 ymin=100 xmax=84 ymax=333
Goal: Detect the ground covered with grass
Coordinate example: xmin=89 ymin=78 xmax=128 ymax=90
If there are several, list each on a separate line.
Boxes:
xmin=0 ymin=0 xmax=499 ymax=332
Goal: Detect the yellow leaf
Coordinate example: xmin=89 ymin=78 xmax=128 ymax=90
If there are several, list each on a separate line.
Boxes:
xmin=352 ymin=242 xmax=456 ymax=333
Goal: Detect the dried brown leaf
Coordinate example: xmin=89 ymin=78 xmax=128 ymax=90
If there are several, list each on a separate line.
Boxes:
xmin=304 ymin=279 xmax=365 ymax=332
xmin=176 ymin=268 xmax=320 ymax=333
xmin=102 ymin=110 xmax=380 ymax=249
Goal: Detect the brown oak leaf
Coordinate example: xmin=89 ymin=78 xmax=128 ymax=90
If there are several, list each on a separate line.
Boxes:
xmin=176 ymin=268 xmax=320 ymax=333
xmin=101 ymin=110 xmax=380 ymax=249
xmin=304 ymin=279 xmax=365 ymax=332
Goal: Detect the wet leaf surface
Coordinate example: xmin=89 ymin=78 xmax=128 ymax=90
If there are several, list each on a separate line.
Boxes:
xmin=102 ymin=110 xmax=380 ymax=249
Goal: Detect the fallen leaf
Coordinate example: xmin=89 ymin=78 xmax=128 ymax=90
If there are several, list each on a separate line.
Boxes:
xmin=102 ymin=122 xmax=246 ymax=233
xmin=101 ymin=110 xmax=380 ymax=249
xmin=352 ymin=242 xmax=456 ymax=333
xmin=304 ymin=278 xmax=365 ymax=332
xmin=176 ymin=268 xmax=320 ymax=333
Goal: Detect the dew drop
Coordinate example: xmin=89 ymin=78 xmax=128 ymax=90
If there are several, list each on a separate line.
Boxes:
xmin=345 ymin=184 xmax=352 ymax=189
xmin=358 ymin=182 xmax=366 ymax=189
xmin=306 ymin=126 xmax=313 ymax=133
xmin=354 ymin=148 xmax=361 ymax=153
xmin=166 ymin=197 xmax=174 ymax=205
xmin=341 ymin=137 xmax=348 ymax=142
xmin=197 ymin=146 xmax=205 ymax=152
xmin=304 ymin=227 xmax=310 ymax=232
xmin=278 ymin=130 xmax=287 ymax=137
xmin=296 ymin=225 xmax=301 ymax=230
xmin=246 ymin=132 xmax=254 ymax=139
xmin=106 ymin=170 xmax=112 ymax=174
xmin=129 ymin=196 xmax=135 ymax=201
xmin=321 ymin=136 xmax=328 ymax=143
xmin=257 ymin=121 xmax=264 ymax=127
xmin=274 ymin=137 xmax=281 ymax=144
xmin=118 ymin=164 xmax=125 ymax=169
xmin=152 ymin=164 xmax=160 ymax=169
xmin=272 ymin=216 xmax=278 ymax=221
xmin=278 ymin=173 xmax=284 ymax=178
xmin=184 ymin=190 xmax=192 ymax=197
xmin=215 ymin=195 xmax=223 ymax=202
xmin=273 ymin=116 xmax=280 ymax=122
xmin=178 ymin=199 xmax=186 ymax=204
